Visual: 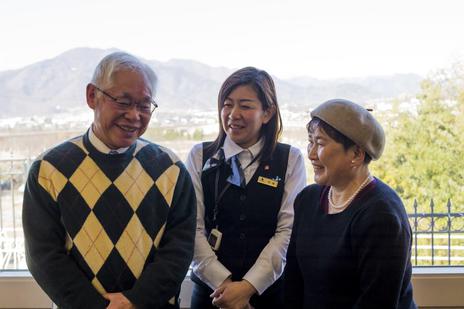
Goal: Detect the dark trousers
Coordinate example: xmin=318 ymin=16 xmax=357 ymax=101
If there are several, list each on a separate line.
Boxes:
xmin=190 ymin=282 xmax=216 ymax=309
xmin=190 ymin=280 xmax=283 ymax=309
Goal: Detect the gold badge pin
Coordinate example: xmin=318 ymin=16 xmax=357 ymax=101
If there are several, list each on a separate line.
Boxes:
xmin=257 ymin=176 xmax=278 ymax=188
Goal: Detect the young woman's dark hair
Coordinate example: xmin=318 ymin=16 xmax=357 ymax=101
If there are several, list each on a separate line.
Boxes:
xmin=208 ymin=67 xmax=282 ymax=161
xmin=307 ymin=117 xmax=372 ymax=164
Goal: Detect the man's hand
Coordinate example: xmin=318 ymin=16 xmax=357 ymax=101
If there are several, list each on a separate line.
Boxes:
xmin=210 ymin=279 xmax=256 ymax=309
xmin=104 ymin=292 xmax=136 ymax=309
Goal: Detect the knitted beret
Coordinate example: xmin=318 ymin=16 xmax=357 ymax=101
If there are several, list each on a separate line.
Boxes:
xmin=310 ymin=98 xmax=385 ymax=160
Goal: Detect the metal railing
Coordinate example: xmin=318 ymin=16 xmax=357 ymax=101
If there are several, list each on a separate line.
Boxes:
xmin=0 ymin=157 xmax=463 ymax=270
xmin=409 ymin=199 xmax=464 ymax=266
xmin=0 ymin=158 xmax=30 ymax=270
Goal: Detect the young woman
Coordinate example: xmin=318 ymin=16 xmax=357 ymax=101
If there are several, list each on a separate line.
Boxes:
xmin=284 ymin=99 xmax=416 ymax=308
xmin=186 ymin=67 xmax=306 ymax=309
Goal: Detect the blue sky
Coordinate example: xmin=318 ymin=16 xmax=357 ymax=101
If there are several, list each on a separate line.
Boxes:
xmin=1 ymin=0 xmax=463 ymax=79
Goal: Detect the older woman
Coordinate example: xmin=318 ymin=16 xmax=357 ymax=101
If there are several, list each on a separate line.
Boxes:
xmin=284 ymin=99 xmax=416 ymax=308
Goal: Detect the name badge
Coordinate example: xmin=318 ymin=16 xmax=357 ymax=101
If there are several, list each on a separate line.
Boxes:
xmin=257 ymin=176 xmax=278 ymax=188
xmin=208 ymin=228 xmax=222 ymax=251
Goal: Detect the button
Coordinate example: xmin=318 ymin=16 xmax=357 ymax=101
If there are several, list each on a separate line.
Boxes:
xmin=240 ymin=233 xmax=246 ymax=240
xmin=240 ymin=195 xmax=246 ymax=201
xmin=240 ymin=214 xmax=247 ymax=221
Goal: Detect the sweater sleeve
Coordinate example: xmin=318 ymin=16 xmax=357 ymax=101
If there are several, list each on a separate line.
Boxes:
xmin=22 ymin=161 xmax=109 ymax=309
xmin=283 ymin=189 xmax=305 ymax=309
xmin=352 ymin=207 xmax=412 ymax=309
xmin=123 ymin=162 xmax=196 ymax=309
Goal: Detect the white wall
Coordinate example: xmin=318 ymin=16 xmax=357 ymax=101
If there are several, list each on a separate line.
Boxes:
xmin=1 ymin=269 xmax=464 ymax=308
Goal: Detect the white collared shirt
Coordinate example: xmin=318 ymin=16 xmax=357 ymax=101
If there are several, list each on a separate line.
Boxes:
xmin=222 ymin=136 xmax=264 ymax=184
xmin=88 ymin=126 xmax=130 ymax=154
xmin=185 ymin=135 xmax=306 ymax=294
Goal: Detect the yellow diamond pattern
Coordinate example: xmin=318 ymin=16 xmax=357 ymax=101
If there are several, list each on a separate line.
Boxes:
xmin=115 ymin=215 xmax=152 ymax=278
xmin=73 ymin=212 xmax=114 ymax=274
xmin=133 ymin=139 xmax=148 ymax=156
xmin=65 ymin=233 xmax=73 ymax=252
xmin=154 ymin=223 xmax=166 ymax=249
xmin=69 ymin=156 xmax=111 ymax=208
xmin=38 ymin=160 xmax=68 ymax=202
xmin=92 ymin=277 xmax=107 ymax=295
xmin=71 ymin=138 xmax=89 ymax=154
xmin=155 ymin=165 xmax=180 ymax=207
xmin=114 ymin=159 xmax=154 ymax=211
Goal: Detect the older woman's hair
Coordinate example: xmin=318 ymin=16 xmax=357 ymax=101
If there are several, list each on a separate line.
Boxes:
xmin=91 ymin=51 xmax=158 ymax=95
xmin=307 ymin=117 xmax=373 ymax=164
xmin=209 ymin=67 xmax=282 ymax=161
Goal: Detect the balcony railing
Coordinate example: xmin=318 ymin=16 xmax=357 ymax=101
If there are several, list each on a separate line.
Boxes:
xmin=0 ymin=158 xmax=30 ymax=270
xmin=0 ymin=158 xmax=463 ymax=270
xmin=409 ymin=199 xmax=464 ymax=266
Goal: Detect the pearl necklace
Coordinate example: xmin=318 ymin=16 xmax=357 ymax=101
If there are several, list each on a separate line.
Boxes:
xmin=328 ymin=175 xmax=373 ymax=211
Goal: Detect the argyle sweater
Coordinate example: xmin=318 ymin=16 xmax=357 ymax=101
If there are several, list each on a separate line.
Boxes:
xmin=22 ymin=133 xmax=196 ymax=309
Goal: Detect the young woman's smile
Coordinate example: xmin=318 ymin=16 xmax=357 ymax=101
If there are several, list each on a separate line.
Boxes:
xmin=221 ymin=85 xmax=273 ymax=149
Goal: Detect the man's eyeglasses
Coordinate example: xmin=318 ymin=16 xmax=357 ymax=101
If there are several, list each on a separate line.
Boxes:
xmin=93 ymin=85 xmax=158 ymax=114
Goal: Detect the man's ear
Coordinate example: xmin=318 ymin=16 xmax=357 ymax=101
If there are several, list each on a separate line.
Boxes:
xmin=262 ymin=105 xmax=276 ymax=124
xmin=86 ymin=84 xmax=97 ymax=109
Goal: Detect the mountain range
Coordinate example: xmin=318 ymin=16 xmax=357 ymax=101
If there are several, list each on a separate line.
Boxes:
xmin=0 ymin=48 xmax=423 ymax=117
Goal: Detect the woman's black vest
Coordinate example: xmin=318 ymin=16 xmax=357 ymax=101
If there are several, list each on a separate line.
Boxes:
xmin=200 ymin=142 xmax=290 ymax=280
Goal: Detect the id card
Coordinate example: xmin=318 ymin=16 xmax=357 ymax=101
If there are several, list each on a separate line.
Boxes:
xmin=208 ymin=228 xmax=222 ymax=251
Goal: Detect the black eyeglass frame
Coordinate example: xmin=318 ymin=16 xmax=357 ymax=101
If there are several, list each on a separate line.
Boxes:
xmin=93 ymin=84 xmax=158 ymax=114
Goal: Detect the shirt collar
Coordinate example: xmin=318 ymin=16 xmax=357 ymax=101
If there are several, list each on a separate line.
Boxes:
xmin=88 ymin=125 xmax=130 ymax=154
xmin=222 ymin=135 xmax=264 ymax=161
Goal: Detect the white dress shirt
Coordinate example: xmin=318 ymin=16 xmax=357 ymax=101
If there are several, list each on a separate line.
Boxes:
xmin=185 ymin=136 xmax=306 ymax=294
xmin=88 ymin=126 xmax=130 ymax=154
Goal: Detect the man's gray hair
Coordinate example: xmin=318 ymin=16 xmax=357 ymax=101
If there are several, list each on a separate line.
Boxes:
xmin=91 ymin=51 xmax=158 ymax=95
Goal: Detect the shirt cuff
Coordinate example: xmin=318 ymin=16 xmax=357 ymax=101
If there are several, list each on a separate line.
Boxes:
xmin=243 ymin=262 xmax=277 ymax=295
xmin=194 ymin=259 xmax=232 ymax=290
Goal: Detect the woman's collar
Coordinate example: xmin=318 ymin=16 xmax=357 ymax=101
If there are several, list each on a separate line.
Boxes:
xmin=222 ymin=135 xmax=264 ymax=160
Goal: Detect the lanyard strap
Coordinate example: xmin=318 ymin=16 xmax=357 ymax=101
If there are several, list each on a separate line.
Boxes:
xmin=212 ymin=152 xmax=261 ymax=228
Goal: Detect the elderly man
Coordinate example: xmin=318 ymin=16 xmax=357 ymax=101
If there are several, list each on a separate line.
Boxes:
xmin=22 ymin=52 xmax=196 ymax=309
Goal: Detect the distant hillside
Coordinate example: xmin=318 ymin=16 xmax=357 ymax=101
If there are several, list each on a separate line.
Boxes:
xmin=0 ymin=48 xmax=423 ymax=117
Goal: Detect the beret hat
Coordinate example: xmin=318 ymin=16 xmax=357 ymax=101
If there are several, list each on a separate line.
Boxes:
xmin=310 ymin=99 xmax=385 ymax=160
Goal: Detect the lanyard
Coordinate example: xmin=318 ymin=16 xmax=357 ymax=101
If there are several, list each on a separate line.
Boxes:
xmin=212 ymin=152 xmax=261 ymax=228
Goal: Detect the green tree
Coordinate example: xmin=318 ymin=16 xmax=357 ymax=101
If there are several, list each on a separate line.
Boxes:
xmin=372 ymin=65 xmax=464 ymax=213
